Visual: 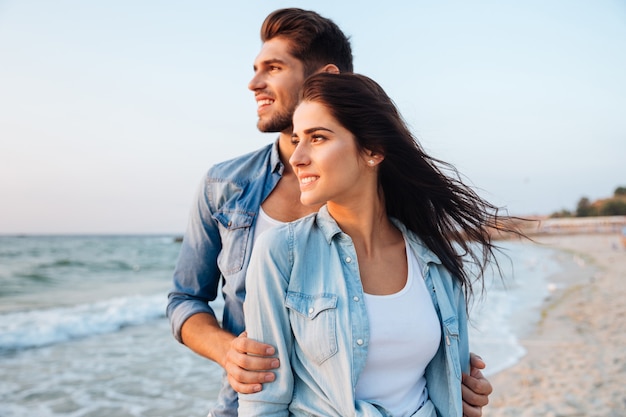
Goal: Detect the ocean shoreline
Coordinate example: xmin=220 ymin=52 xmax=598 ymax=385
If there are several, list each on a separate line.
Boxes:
xmin=484 ymin=233 xmax=626 ymax=416
xmin=2 ymin=233 xmax=624 ymax=416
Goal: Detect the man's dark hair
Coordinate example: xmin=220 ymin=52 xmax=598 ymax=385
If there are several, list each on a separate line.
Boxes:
xmin=260 ymin=8 xmax=353 ymax=75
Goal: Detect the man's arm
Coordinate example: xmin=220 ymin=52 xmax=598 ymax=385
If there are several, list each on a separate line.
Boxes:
xmin=169 ymin=176 xmax=280 ymax=394
xmin=180 ymin=313 xmax=280 ymax=394
xmin=461 ymin=353 xmax=493 ymax=417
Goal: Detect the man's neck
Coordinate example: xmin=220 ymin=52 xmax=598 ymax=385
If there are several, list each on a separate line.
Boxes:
xmin=261 ymin=131 xmax=321 ymax=222
xmin=276 ymin=131 xmax=295 ymax=167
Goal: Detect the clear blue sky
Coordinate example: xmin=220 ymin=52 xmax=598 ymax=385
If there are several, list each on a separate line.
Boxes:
xmin=1 ymin=0 xmax=625 ymax=234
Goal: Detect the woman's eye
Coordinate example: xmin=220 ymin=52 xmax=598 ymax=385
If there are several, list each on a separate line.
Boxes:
xmin=311 ymin=135 xmax=326 ymax=143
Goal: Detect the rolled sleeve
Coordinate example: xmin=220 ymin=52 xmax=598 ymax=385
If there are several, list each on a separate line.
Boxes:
xmin=167 ymin=176 xmax=223 ymax=342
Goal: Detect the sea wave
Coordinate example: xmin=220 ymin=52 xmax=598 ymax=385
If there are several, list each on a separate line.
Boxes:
xmin=0 ymin=294 xmax=168 ymax=351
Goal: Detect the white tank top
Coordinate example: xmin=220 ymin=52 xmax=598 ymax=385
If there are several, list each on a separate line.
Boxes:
xmin=355 ymin=242 xmax=441 ymax=417
xmin=252 ymin=207 xmax=285 ymax=246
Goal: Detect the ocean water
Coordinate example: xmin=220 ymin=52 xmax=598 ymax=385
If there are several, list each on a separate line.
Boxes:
xmin=0 ymin=235 xmax=574 ymax=416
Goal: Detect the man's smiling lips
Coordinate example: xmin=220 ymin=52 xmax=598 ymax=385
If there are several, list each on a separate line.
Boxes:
xmin=257 ymin=99 xmax=273 ymax=108
xmin=255 ymin=94 xmax=274 ymax=113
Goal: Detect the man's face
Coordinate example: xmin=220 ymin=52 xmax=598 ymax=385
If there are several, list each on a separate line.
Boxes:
xmin=249 ymin=37 xmax=307 ymax=134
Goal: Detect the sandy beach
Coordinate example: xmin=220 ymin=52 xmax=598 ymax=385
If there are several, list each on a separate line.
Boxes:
xmin=484 ymin=233 xmax=626 ymax=416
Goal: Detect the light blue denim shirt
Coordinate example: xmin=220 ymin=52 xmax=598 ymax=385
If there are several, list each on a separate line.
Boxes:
xmin=167 ymin=141 xmax=282 ymax=417
xmin=240 ymin=206 xmax=470 ymax=417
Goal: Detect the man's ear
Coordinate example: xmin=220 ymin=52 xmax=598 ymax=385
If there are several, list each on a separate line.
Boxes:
xmin=319 ymin=64 xmax=340 ymax=74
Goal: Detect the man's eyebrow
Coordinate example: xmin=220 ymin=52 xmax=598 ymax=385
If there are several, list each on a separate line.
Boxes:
xmin=254 ymin=58 xmax=287 ymax=70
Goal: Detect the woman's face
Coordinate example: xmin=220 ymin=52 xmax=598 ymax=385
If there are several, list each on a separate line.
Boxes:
xmin=289 ymin=101 xmax=373 ymax=207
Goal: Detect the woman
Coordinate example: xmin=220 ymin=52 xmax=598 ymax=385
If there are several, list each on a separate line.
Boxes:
xmin=239 ymin=73 xmax=519 ymax=416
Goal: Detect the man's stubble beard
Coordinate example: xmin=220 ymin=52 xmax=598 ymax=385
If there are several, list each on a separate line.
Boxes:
xmin=257 ymin=103 xmax=295 ymax=133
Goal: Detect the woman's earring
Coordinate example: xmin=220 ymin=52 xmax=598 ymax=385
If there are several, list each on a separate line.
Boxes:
xmin=368 ymin=159 xmax=375 ymax=166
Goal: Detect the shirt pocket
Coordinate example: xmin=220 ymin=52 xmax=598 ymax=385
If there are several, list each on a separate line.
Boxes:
xmin=285 ymin=292 xmax=338 ymax=365
xmin=442 ymin=317 xmax=462 ymax=380
xmin=214 ymin=211 xmax=253 ymax=275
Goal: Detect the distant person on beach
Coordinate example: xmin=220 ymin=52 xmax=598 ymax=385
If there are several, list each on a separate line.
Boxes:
xmin=167 ymin=8 xmax=492 ymax=417
xmin=239 ymin=72 xmax=521 ymax=417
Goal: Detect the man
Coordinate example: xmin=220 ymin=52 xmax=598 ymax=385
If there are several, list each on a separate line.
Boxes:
xmin=167 ymin=8 xmax=492 ymax=417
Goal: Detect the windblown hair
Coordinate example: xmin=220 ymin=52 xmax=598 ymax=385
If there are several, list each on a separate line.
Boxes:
xmin=299 ymin=72 xmax=525 ymax=298
xmin=260 ymin=8 xmax=353 ymax=75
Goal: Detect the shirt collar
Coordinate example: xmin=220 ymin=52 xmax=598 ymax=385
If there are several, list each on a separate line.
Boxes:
xmin=391 ymin=218 xmax=442 ymax=265
xmin=315 ymin=205 xmax=344 ymax=244
xmin=270 ymin=139 xmax=284 ymax=175
xmin=315 ymin=206 xmax=442 ymax=266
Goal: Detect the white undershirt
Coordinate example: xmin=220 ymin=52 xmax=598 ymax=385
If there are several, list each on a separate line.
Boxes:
xmin=252 ymin=207 xmax=285 ymax=246
xmin=355 ymin=242 xmax=441 ymax=417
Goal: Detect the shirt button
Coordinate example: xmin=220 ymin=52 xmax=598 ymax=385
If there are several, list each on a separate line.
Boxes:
xmin=353 ymin=296 xmax=360 ymax=302
xmin=356 ymin=339 xmax=364 ymax=346
xmin=345 ymin=256 xmax=352 ymax=263
xmin=308 ymin=307 xmax=314 ymax=315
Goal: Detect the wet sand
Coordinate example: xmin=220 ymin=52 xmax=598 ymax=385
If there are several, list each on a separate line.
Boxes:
xmin=484 ymin=233 xmax=626 ymax=416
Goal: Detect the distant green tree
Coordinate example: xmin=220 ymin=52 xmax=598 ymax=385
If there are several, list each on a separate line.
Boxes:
xmin=550 ymin=209 xmax=573 ymax=218
xmin=614 ymin=186 xmax=626 ymax=197
xmin=576 ymin=197 xmax=595 ymax=217
xmin=600 ymin=199 xmax=626 ymax=216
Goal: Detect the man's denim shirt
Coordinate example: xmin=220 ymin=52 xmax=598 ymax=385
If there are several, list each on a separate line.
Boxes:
xmin=240 ymin=206 xmax=470 ymax=417
xmin=167 ymin=142 xmax=282 ymax=417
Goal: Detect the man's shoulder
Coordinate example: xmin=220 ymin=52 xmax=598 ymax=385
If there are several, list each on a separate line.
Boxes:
xmin=207 ymin=143 xmax=274 ymax=182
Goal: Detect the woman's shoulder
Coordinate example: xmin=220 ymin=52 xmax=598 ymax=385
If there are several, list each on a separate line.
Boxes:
xmin=255 ymin=212 xmax=319 ymax=247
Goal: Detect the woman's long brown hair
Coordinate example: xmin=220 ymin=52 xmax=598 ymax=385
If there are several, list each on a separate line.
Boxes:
xmin=299 ymin=72 xmax=527 ymax=300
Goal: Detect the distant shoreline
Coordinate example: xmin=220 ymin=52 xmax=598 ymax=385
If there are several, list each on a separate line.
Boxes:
xmin=485 ymin=233 xmax=626 ymax=416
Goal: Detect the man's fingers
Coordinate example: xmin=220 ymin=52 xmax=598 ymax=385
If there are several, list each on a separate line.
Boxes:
xmin=462 ymin=371 xmax=493 ymax=397
xmin=469 ymin=352 xmax=486 ymax=370
xmin=225 ymin=357 xmax=276 ymax=382
xmin=225 ymin=333 xmax=280 ymax=393
xmin=470 ymin=367 xmax=484 ymax=379
xmin=232 ymin=333 xmax=276 ymax=356
xmin=236 ymin=351 xmax=280 ymax=372
xmin=225 ymin=341 xmax=279 ymax=373
xmin=227 ymin=373 xmax=263 ymax=394
xmin=461 ymin=379 xmax=487 ymax=417
xmin=463 ymin=353 xmax=491 ymax=417
xmin=462 ymin=400 xmax=482 ymax=417
xmin=461 ymin=376 xmax=489 ymax=407
xmin=225 ymin=353 xmax=277 ymax=394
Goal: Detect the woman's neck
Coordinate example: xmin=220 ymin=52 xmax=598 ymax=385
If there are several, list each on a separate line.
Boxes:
xmin=328 ymin=197 xmax=399 ymax=258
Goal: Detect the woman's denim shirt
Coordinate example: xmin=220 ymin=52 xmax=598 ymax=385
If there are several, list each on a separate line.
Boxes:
xmin=167 ymin=142 xmax=282 ymax=417
xmin=240 ymin=206 xmax=470 ymax=417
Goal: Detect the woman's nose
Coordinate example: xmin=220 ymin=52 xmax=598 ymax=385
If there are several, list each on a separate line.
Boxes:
xmin=289 ymin=143 xmax=309 ymax=168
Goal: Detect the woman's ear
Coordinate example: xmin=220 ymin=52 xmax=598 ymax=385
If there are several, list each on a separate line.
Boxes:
xmin=364 ymin=149 xmax=384 ymax=167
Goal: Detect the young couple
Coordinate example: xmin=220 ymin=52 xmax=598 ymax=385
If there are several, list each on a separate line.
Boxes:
xmin=168 ymin=8 xmax=505 ymax=417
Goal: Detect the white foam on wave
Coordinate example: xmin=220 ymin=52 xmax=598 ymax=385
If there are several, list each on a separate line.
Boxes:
xmin=0 ymin=294 xmax=167 ymax=350
xmin=468 ymin=241 xmax=562 ymax=375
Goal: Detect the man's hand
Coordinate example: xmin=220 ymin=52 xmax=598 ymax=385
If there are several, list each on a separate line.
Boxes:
xmin=461 ymin=353 xmax=493 ymax=417
xmin=224 ymin=332 xmax=280 ymax=394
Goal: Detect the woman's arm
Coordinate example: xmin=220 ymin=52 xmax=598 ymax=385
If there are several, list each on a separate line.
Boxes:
xmin=238 ymin=231 xmax=294 ymax=417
